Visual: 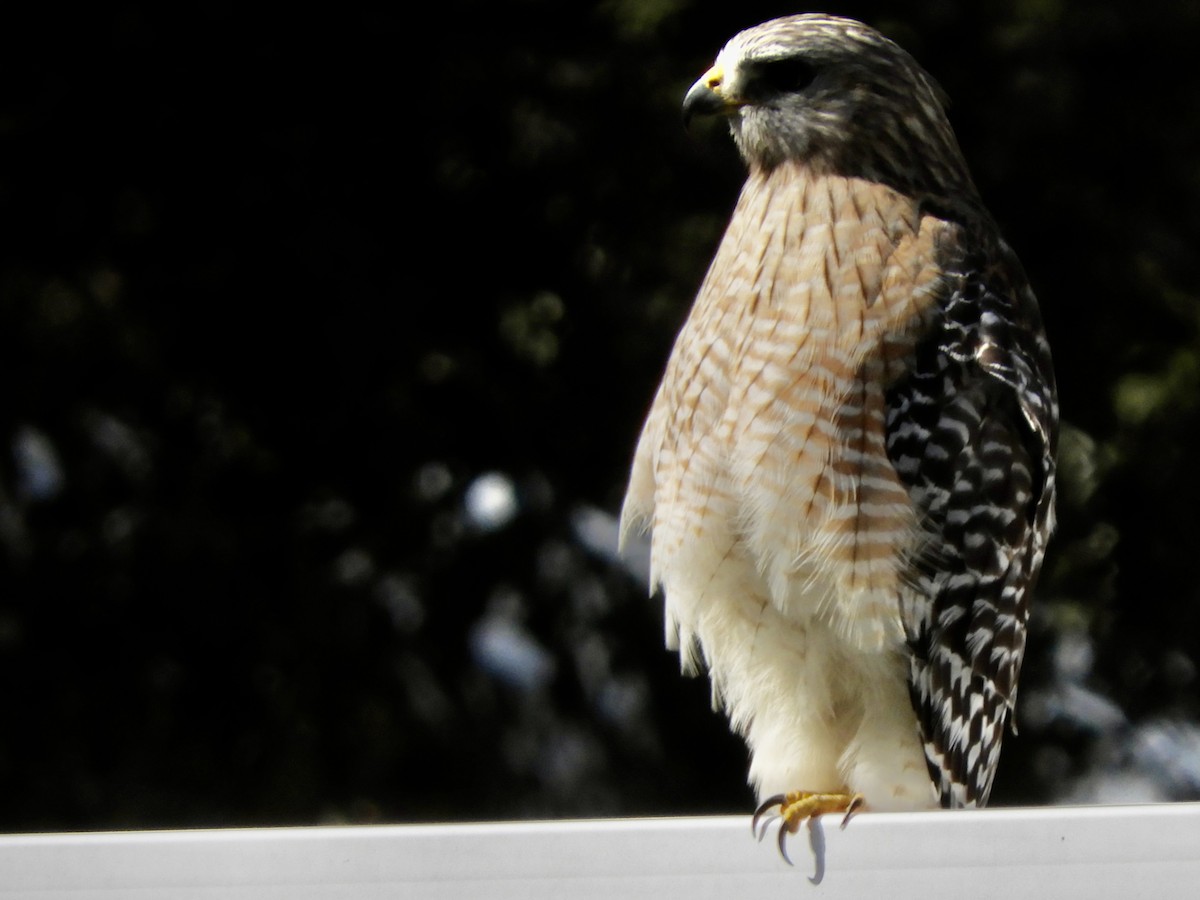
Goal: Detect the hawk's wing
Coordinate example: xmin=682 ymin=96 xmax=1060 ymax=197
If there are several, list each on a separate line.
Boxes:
xmin=885 ymin=221 xmax=1058 ymax=807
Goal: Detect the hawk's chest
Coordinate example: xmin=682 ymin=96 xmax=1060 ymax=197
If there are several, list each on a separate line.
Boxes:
xmin=651 ymin=166 xmax=948 ymax=643
xmin=684 ymin=166 xmax=943 ymax=394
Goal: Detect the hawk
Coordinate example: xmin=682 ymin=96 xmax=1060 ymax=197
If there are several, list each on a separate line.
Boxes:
xmin=620 ymin=14 xmax=1057 ymax=843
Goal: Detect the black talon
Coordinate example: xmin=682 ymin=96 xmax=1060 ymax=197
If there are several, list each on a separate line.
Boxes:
xmin=777 ymin=820 xmax=794 ymax=866
xmin=751 ymin=794 xmax=785 ymax=838
xmin=839 ymin=794 xmax=864 ymax=830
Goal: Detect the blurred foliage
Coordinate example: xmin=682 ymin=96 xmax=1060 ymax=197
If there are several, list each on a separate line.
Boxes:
xmin=0 ymin=1 xmax=1198 ymax=830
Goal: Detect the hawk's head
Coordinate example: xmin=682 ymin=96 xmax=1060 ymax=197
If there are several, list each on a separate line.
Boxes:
xmin=684 ymin=15 xmax=976 ymax=201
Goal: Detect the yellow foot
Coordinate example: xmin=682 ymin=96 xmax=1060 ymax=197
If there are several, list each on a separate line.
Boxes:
xmin=752 ymin=791 xmax=864 ymax=865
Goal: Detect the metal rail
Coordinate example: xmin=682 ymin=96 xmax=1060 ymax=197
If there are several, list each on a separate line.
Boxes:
xmin=1 ymin=803 xmax=1197 ymax=899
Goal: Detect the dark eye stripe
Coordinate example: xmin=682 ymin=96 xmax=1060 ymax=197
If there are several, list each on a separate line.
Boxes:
xmin=750 ymin=56 xmax=818 ymax=94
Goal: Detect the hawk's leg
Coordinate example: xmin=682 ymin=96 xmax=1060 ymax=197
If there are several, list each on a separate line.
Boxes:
xmin=753 ymin=791 xmax=863 ymax=864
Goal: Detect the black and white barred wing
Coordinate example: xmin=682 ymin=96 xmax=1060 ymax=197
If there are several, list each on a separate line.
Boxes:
xmin=886 ymin=227 xmax=1058 ymax=808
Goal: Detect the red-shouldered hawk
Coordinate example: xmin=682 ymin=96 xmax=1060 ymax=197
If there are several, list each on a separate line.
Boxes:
xmin=620 ymin=14 xmax=1057 ymax=850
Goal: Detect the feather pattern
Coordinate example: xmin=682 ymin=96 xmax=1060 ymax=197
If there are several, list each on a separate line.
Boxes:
xmin=888 ymin=226 xmax=1057 ymax=806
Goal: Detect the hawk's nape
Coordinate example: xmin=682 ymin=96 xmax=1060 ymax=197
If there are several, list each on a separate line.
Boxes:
xmin=620 ymin=13 xmax=1057 ymax=847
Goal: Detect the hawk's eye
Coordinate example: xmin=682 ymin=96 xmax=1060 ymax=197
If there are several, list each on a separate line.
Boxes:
xmin=753 ymin=56 xmax=818 ymax=94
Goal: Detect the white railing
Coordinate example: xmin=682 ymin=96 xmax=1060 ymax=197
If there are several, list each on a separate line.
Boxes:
xmin=1 ymin=803 xmax=1197 ymax=898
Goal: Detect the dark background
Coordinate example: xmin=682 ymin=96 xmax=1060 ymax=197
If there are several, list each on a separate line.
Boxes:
xmin=1 ymin=0 xmax=1198 ymax=831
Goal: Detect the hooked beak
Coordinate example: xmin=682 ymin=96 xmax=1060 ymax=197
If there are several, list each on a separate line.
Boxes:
xmin=682 ymin=64 xmax=743 ymax=127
